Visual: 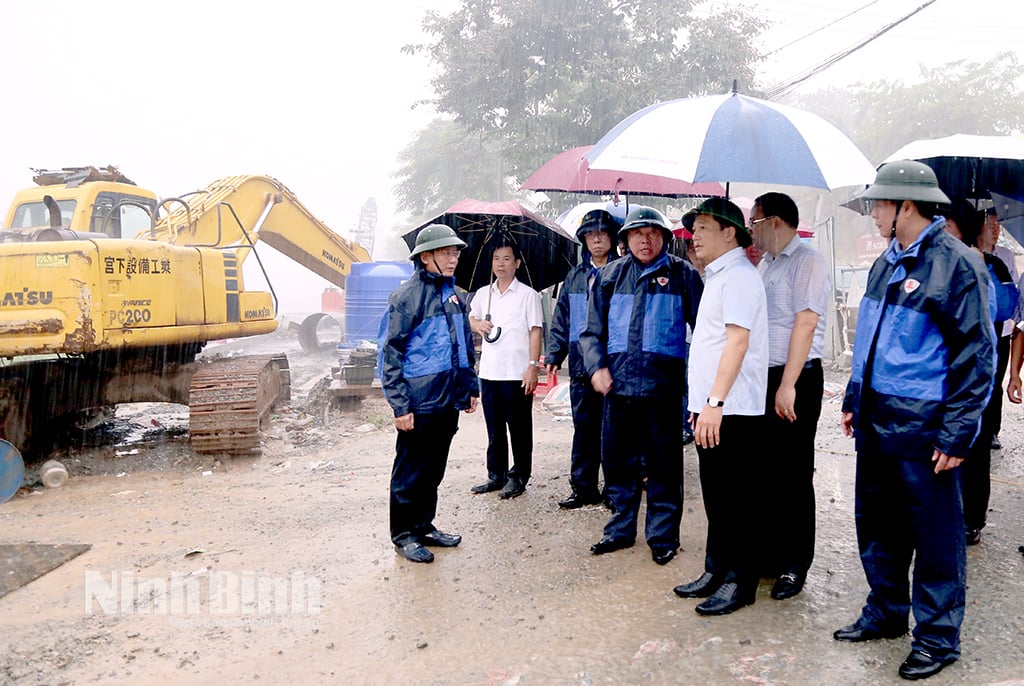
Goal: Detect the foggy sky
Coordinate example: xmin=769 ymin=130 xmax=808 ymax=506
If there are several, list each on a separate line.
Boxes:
xmin=0 ymin=0 xmax=1019 ymax=313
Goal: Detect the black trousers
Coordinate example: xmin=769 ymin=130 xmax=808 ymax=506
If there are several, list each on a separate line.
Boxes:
xmin=759 ymin=360 xmax=824 ymax=576
xmin=389 ymin=409 xmax=459 ymax=545
xmin=601 ymin=394 xmax=684 ymax=549
xmin=855 ymin=446 xmax=965 ymax=659
xmin=696 ymin=413 xmax=765 ymax=587
xmin=481 ymin=379 xmax=534 ymax=484
xmin=962 ymin=336 xmax=1008 ymax=529
xmin=568 ymin=377 xmax=603 ymax=496
xmin=991 ymin=334 xmax=1010 ymax=436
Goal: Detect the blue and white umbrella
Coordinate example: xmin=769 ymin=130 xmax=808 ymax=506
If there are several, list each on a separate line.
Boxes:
xmin=585 ymin=91 xmax=876 ymax=193
xmin=555 ymin=200 xmax=628 ymax=238
xmin=991 ymin=191 xmax=1024 ymax=249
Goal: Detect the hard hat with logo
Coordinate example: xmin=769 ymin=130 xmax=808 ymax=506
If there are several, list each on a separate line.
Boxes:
xmin=860 ymin=160 xmax=951 ymax=205
xmin=409 ymin=224 xmax=467 ymax=259
xmin=681 ymin=197 xmax=751 ymax=248
xmin=618 ymin=206 xmax=673 ymax=243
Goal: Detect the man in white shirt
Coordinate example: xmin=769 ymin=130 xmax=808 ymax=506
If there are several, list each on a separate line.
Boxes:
xmin=672 ymin=197 xmax=768 ymax=616
xmin=469 ymin=240 xmax=544 ymax=500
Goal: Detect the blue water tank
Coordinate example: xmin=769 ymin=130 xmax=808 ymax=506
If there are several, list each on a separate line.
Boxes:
xmin=344 ymin=261 xmax=414 ymax=345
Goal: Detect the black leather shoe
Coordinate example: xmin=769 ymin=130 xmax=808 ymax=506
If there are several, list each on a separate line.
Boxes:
xmin=498 ymin=479 xmax=526 ymax=499
xmin=991 ymin=434 xmax=1002 ymax=450
xmin=395 ymin=541 xmax=434 ymax=563
xmin=590 ymin=537 xmax=634 ymax=555
xmin=673 ymin=572 xmax=721 ymax=598
xmin=651 ymin=548 xmax=677 ymax=565
xmin=770 ymin=572 xmax=805 ymax=600
xmin=898 ymin=650 xmax=954 ymax=680
xmin=694 ymin=582 xmax=756 ymax=616
xmin=965 ymin=527 xmax=982 ymax=546
xmin=558 ymin=491 xmax=602 ymax=509
xmin=420 ymin=530 xmax=461 ymax=548
xmin=833 ymin=619 xmax=907 ymax=642
xmin=681 ymin=429 xmax=694 ymax=446
xmin=471 ymin=478 xmax=506 ymax=494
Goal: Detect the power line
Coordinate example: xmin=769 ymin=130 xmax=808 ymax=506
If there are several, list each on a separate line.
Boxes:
xmin=763 ymin=0 xmax=941 ymax=100
xmin=765 ymin=0 xmax=883 ymax=57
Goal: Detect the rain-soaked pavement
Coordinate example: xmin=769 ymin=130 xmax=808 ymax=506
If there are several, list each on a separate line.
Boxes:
xmin=2 ymin=364 xmax=1024 ymax=685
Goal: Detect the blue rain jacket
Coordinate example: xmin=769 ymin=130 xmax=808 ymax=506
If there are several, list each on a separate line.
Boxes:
xmin=842 ymin=219 xmax=996 ymax=458
xmin=379 ymin=267 xmax=478 ymax=417
xmin=983 ymin=252 xmax=1018 ymax=324
xmin=580 ymin=250 xmax=703 ymax=397
xmin=546 ymin=243 xmax=619 ymax=379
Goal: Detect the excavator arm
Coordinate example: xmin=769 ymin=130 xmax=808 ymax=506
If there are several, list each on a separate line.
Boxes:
xmin=0 ymin=170 xmax=370 ymax=457
xmin=143 ymin=175 xmax=372 ymax=287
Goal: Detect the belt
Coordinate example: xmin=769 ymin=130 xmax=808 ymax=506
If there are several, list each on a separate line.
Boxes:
xmin=769 ymin=359 xmax=821 ymax=371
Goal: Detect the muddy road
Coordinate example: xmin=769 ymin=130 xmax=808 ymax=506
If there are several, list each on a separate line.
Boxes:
xmin=2 ymin=335 xmax=1024 ymax=685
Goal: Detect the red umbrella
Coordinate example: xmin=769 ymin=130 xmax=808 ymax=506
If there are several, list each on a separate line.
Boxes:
xmin=521 ymin=145 xmax=725 ymax=199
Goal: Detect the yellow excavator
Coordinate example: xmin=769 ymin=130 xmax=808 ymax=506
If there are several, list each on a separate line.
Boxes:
xmin=0 ymin=166 xmax=371 ymax=456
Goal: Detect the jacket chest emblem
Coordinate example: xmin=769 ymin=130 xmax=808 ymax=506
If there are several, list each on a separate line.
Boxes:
xmin=903 ymin=278 xmax=921 ymax=294
xmin=655 ymin=276 xmax=669 ymax=287
xmin=448 ymin=294 xmax=460 ymax=305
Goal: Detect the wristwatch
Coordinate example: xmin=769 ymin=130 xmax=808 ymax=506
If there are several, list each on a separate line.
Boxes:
xmin=707 ymin=396 xmax=724 ymax=408
xmin=529 ymin=360 xmax=541 ymax=368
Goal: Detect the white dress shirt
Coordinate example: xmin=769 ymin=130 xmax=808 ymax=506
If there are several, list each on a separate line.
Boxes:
xmin=688 ymin=247 xmax=768 ymax=416
xmin=470 ymin=278 xmax=543 ymax=381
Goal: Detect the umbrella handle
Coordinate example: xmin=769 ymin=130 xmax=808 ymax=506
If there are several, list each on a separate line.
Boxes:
xmin=483 ymin=314 xmax=502 ymax=343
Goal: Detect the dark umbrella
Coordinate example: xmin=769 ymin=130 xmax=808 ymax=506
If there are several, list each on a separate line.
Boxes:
xmin=521 ymin=145 xmax=725 ymax=199
xmin=882 ymin=134 xmax=1024 ymax=201
xmin=402 ymin=199 xmax=578 ymax=294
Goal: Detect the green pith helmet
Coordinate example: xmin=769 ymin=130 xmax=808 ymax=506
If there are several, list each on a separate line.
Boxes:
xmin=682 ymin=197 xmax=751 ymax=248
xmin=409 ymin=224 xmax=467 ymax=259
xmin=860 ymin=160 xmax=951 ymax=205
xmin=618 ymin=206 xmax=672 ymax=243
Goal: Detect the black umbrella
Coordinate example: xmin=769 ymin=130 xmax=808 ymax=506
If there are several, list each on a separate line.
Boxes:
xmin=882 ymin=134 xmax=1024 ymax=201
xmin=402 ymin=199 xmax=578 ymax=294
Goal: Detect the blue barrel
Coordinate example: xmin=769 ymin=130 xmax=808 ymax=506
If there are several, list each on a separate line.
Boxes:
xmin=344 ymin=261 xmax=414 ymax=345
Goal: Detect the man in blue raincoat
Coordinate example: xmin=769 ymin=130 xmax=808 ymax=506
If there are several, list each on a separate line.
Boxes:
xmin=379 ymin=224 xmax=479 ymax=564
xmin=580 ymin=206 xmax=703 ymax=565
xmin=836 ymin=161 xmax=996 ymax=681
xmin=545 ymin=209 xmax=621 ymax=509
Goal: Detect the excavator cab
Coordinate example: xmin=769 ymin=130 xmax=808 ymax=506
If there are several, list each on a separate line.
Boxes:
xmin=8 ymin=198 xmax=75 ymax=229
xmin=2 ymin=166 xmax=157 ymax=241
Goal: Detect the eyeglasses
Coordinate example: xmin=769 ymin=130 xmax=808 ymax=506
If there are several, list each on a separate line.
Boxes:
xmin=435 ymin=248 xmax=461 ymax=258
xmin=748 ymin=216 xmax=774 ymax=229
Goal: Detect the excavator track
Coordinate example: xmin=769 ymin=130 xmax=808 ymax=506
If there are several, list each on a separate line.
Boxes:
xmin=188 ymin=354 xmax=291 ymax=455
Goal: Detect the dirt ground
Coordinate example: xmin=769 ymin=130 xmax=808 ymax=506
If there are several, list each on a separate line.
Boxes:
xmin=2 ymin=331 xmax=1024 ymax=686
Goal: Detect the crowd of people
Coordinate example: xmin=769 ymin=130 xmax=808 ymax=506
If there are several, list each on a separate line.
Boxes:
xmin=376 ymin=160 xmax=1017 ymax=681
